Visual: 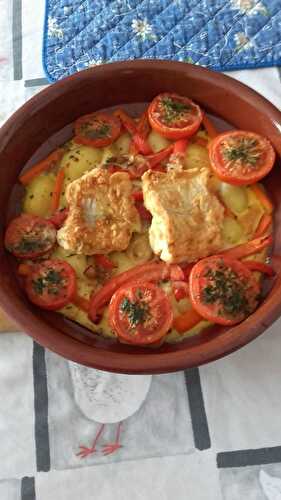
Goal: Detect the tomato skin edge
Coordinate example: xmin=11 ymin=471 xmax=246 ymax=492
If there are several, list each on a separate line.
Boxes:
xmin=74 ymin=112 xmax=121 ymax=148
xmin=25 ymin=260 xmax=77 ymax=311
xmin=4 ymin=214 xmax=57 ymax=260
xmin=148 ymin=93 xmax=203 ymax=140
xmin=108 ymin=281 xmax=173 ymax=345
xmin=208 ymin=131 xmax=276 ymax=186
xmin=189 ymin=256 xmax=260 ymax=326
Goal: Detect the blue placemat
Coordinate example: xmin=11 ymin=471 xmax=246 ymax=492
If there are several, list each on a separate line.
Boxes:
xmin=43 ymin=0 xmax=281 ymax=82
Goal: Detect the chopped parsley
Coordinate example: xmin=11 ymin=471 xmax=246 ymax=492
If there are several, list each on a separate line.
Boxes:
xmin=120 ymin=296 xmax=149 ymax=328
xmin=222 ymin=137 xmax=261 ymax=167
xmin=202 ymin=263 xmax=255 ymax=318
xmin=80 ymin=121 xmax=110 ymax=140
xmin=32 ymin=269 xmax=63 ymax=296
xmin=32 ymin=277 xmax=45 ymax=295
xmin=161 ymin=97 xmax=191 ymax=125
xmin=15 ymin=237 xmax=45 ymax=254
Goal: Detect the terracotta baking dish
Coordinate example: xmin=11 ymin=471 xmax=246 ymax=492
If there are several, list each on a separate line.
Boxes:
xmin=0 ymin=60 xmax=281 ymax=374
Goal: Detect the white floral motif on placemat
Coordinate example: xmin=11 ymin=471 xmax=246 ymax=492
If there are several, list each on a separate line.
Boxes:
xmin=69 ymin=363 xmax=152 ymax=457
xmin=230 ymin=0 xmax=269 ymax=15
xmin=131 ymin=18 xmax=157 ymax=41
xmin=48 ymin=17 xmax=64 ymax=39
xmin=259 ymin=470 xmax=281 ymax=499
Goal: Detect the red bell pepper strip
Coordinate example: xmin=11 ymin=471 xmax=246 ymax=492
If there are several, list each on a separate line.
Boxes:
xmin=72 ymin=294 xmax=91 ymax=313
xmin=173 ymin=138 xmax=189 ymax=155
xmin=180 ymin=263 xmax=194 ymax=280
xmin=136 ymin=203 xmax=152 ymax=221
xmin=131 ymin=191 xmax=144 ymax=202
xmin=220 ymin=235 xmax=273 ymax=260
xmin=202 ymin=114 xmax=218 ymax=139
xmin=169 ymin=265 xmax=185 ymax=281
xmin=173 ymin=308 xmax=203 ymax=333
xmin=243 ymin=260 xmax=275 ymax=277
xmin=48 ymin=208 xmax=69 ymax=228
xmin=193 ymin=136 xmax=208 ymax=147
xmin=95 ymin=254 xmax=116 ymax=270
xmin=19 ymin=148 xmax=64 ymax=186
xmin=89 ymin=262 xmax=179 ymax=322
xmin=132 ymin=111 xmax=153 ymax=155
xmin=254 ymin=214 xmax=272 ymax=237
xmin=114 ymin=109 xmax=137 ymax=136
xmin=251 ymin=184 xmax=273 ymax=214
xmin=146 ymin=145 xmax=174 ymax=168
xmin=172 ymin=281 xmax=189 ymax=301
xmin=50 ymin=168 xmax=65 ymax=214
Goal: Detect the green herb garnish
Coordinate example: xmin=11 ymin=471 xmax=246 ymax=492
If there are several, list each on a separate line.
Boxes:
xmin=222 ymin=137 xmax=261 ymax=167
xmin=15 ymin=238 xmax=44 ymax=254
xmin=81 ymin=122 xmax=110 ymax=140
xmin=202 ymin=263 xmax=254 ymax=318
xmin=32 ymin=269 xmax=63 ymax=296
xmin=161 ymin=97 xmax=190 ymax=125
xmin=120 ymin=296 xmax=149 ymax=328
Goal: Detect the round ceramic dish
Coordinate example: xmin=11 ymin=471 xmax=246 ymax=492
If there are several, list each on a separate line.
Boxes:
xmin=0 ymin=60 xmax=281 ymax=374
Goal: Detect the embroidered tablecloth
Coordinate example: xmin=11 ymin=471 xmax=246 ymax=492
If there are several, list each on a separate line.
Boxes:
xmin=1 ymin=1 xmax=281 ymax=499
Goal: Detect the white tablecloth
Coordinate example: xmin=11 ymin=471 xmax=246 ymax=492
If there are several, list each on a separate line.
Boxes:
xmin=1 ymin=1 xmax=281 ymax=499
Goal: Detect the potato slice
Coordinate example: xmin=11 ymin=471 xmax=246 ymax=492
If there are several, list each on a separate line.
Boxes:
xmin=23 ymin=172 xmax=56 ymax=217
xmin=148 ymin=130 xmax=171 ymax=153
xmin=184 ymin=144 xmax=211 ymax=170
xmin=219 ymin=183 xmax=248 ymax=215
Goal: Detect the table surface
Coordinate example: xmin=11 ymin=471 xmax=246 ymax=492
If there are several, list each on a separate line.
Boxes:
xmin=1 ymin=1 xmax=281 ymax=500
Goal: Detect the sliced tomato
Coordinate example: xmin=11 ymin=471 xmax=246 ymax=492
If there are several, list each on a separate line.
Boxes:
xmin=208 ymin=130 xmax=276 ymax=185
xmin=109 ymin=281 xmax=173 ymax=345
xmin=25 ymin=259 xmax=77 ymax=310
xmin=5 ymin=214 xmax=57 ymax=259
xmin=148 ymin=93 xmax=203 ymax=140
xmin=74 ymin=112 xmax=121 ymax=148
xmin=48 ymin=208 xmax=69 ymax=229
xmin=89 ymin=262 xmax=172 ymax=322
xmin=189 ymin=256 xmax=260 ymax=325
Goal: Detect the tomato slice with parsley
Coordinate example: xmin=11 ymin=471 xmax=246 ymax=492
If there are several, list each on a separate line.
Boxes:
xmin=109 ymin=281 xmax=173 ymax=345
xmin=208 ymin=131 xmax=275 ymax=185
xmin=189 ymin=256 xmax=260 ymax=325
xmin=74 ymin=112 xmax=121 ymax=148
xmin=25 ymin=259 xmax=77 ymax=310
xmin=5 ymin=214 xmax=57 ymax=259
xmin=148 ymin=93 xmax=203 ymax=140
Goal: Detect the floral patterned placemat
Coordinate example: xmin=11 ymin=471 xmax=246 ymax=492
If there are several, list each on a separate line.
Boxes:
xmin=43 ymin=0 xmax=281 ymax=82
